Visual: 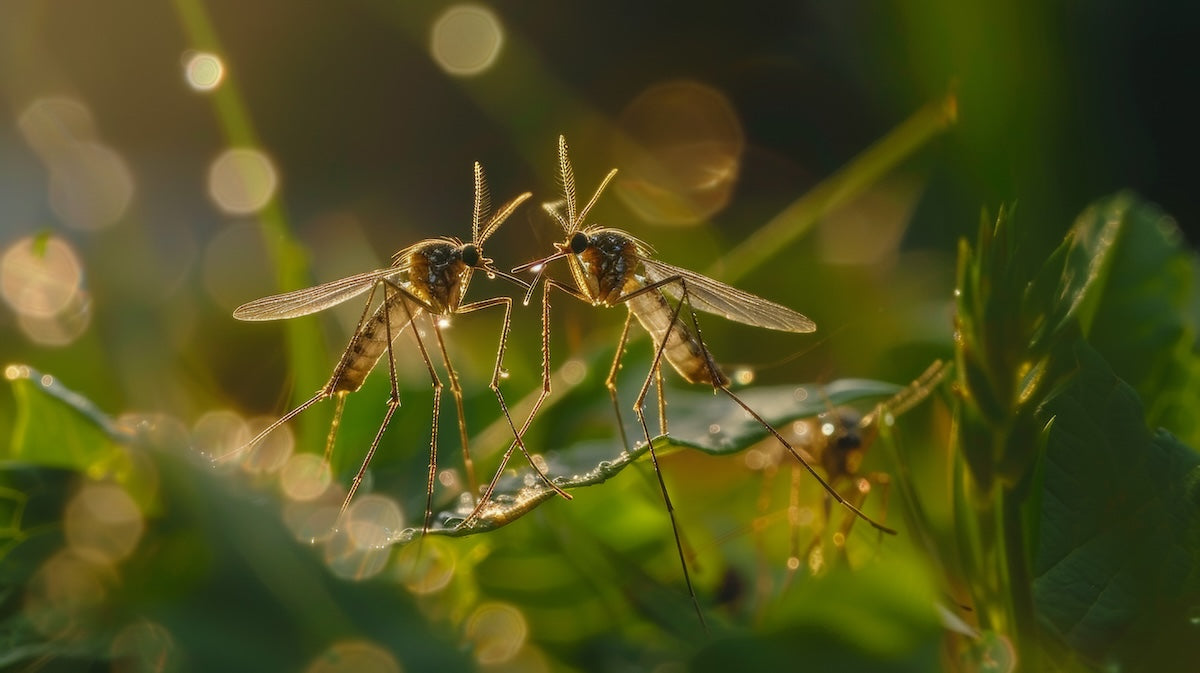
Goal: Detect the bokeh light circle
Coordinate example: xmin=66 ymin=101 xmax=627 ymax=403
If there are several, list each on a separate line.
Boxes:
xmin=613 ymin=80 xmax=745 ymax=225
xmin=183 ymin=51 xmax=225 ymax=91
xmin=305 ymin=639 xmax=403 ymax=673
xmin=430 ymin=5 xmax=505 ymax=76
xmin=1 ymin=235 xmax=84 ymax=318
xmin=110 ymin=620 xmax=177 ymax=673
xmin=207 ymin=147 xmax=279 ymax=215
xmin=464 ymin=602 xmax=527 ymax=665
xmin=63 ymin=483 xmax=145 ymax=565
xmin=240 ymin=416 xmax=295 ymax=475
xmin=191 ymin=409 xmax=251 ymax=463
xmin=280 ymin=452 xmax=333 ymax=502
xmin=393 ymin=537 xmax=456 ymax=595
xmin=24 ymin=550 xmax=111 ymax=640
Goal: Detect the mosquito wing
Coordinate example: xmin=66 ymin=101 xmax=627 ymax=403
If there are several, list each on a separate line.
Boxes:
xmin=640 ymin=257 xmax=816 ymax=333
xmin=233 ymin=267 xmax=405 ymax=321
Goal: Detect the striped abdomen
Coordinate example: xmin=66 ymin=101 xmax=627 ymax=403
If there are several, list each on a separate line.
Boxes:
xmin=326 ymin=291 xmax=422 ymax=394
xmin=625 ymin=282 xmax=729 ymax=387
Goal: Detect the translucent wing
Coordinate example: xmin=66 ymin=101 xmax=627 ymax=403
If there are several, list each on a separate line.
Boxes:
xmin=233 ymin=267 xmax=405 ymax=321
xmin=639 ymin=257 xmax=816 ymax=333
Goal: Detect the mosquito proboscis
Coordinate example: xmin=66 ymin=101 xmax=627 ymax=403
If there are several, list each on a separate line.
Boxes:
xmin=227 ymin=162 xmax=570 ymax=532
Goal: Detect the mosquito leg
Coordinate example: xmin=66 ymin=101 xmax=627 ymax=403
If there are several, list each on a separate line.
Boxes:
xmin=834 ymin=471 xmax=890 ymax=562
xmin=462 ymin=297 xmax=569 ymax=499
xmin=631 ymin=291 xmax=708 ymax=631
xmin=605 ymin=311 xmax=635 ymax=453
xmin=632 ymin=380 xmax=708 ymax=632
xmin=341 ymin=283 xmax=409 ymax=516
xmin=461 ymin=279 xmax=583 ymax=529
xmin=784 ymin=461 xmax=805 ymax=587
xmin=219 ymin=390 xmax=326 ymax=462
xmin=431 ymin=320 xmax=475 ymax=501
xmin=322 ymin=392 xmax=348 ymax=466
xmin=410 ymin=313 xmax=444 ymax=535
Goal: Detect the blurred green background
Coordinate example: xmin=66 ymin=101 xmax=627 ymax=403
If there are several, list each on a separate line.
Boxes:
xmin=1 ymin=1 xmax=1196 ymax=671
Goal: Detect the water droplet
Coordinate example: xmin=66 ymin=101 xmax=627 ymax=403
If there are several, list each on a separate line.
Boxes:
xmin=499 ymin=368 xmax=510 ymax=380
xmin=597 ymin=460 xmax=612 ymax=470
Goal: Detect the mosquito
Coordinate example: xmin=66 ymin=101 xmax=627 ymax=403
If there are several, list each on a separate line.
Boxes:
xmin=749 ymin=360 xmax=948 ymax=586
xmin=229 ymin=162 xmax=570 ymax=532
xmin=473 ymin=135 xmax=897 ymax=626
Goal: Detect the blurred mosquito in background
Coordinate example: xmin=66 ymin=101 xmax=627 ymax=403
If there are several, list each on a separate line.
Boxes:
xmin=471 ymin=135 xmax=894 ymax=628
xmin=228 ymin=162 xmax=570 ymax=532
xmin=744 ymin=360 xmax=949 ymax=594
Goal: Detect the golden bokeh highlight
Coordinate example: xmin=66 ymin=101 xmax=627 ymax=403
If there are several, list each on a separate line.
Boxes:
xmin=18 ymin=97 xmax=134 ymax=230
xmin=23 ymin=550 xmax=112 ymax=640
xmin=613 ymin=80 xmax=745 ymax=225
xmin=63 ymin=482 xmax=145 ymax=565
xmin=464 ymin=602 xmax=527 ymax=665
xmin=48 ymin=142 xmax=136 ymax=230
xmin=305 ymin=639 xmax=403 ymax=673
xmin=430 ymin=5 xmax=505 ymax=77
xmin=323 ymin=494 xmax=403 ymax=581
xmin=280 ymin=452 xmax=334 ymax=502
xmin=110 ymin=620 xmax=178 ymax=673
xmin=191 ymin=410 xmax=250 ymax=463
xmin=116 ymin=412 xmax=191 ymax=452
xmin=1 ymin=235 xmax=84 ymax=318
xmin=183 ymin=51 xmax=225 ymax=91
xmin=393 ymin=537 xmax=456 ymax=595
xmin=240 ymin=416 xmax=295 ymax=475
xmin=283 ymin=499 xmax=341 ymax=544
xmin=207 ymin=147 xmax=279 ymax=215
xmin=17 ymin=289 xmax=92 ymax=347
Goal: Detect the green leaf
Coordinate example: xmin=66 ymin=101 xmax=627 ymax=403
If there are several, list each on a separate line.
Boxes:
xmin=1083 ymin=194 xmax=1199 ymax=444
xmin=6 ymin=366 xmax=129 ymax=470
xmin=1033 ymin=340 xmax=1200 ymax=670
xmin=427 ymin=378 xmax=905 ymax=536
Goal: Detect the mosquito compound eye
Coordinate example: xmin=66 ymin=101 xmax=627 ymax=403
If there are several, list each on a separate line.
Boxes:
xmin=461 ymin=244 xmax=479 ymax=267
xmin=569 ymin=232 xmax=589 ymax=254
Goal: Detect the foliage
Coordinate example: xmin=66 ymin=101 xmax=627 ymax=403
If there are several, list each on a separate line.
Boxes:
xmin=952 ymin=194 xmax=1200 ymax=671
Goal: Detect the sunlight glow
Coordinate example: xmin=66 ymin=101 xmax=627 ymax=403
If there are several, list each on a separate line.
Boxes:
xmin=465 ymin=602 xmax=527 ymax=665
xmin=324 ymin=493 xmax=401 ymax=581
xmin=394 ymin=538 xmax=456 ymax=595
xmin=240 ymin=417 xmax=295 ymax=475
xmin=305 ymin=639 xmax=402 ymax=673
xmin=612 ymin=80 xmax=744 ymax=225
xmin=280 ymin=453 xmax=333 ymax=502
xmin=430 ymin=5 xmax=505 ymax=77
xmin=18 ymin=97 xmax=134 ymax=230
xmin=110 ymin=620 xmax=177 ymax=673
xmin=207 ymin=147 xmax=279 ymax=215
xmin=1 ymin=235 xmax=84 ymax=318
xmin=191 ymin=410 xmax=251 ymax=463
xmin=183 ymin=51 xmax=225 ymax=91
xmin=63 ymin=483 xmax=145 ymax=565
xmin=24 ymin=550 xmax=109 ymax=639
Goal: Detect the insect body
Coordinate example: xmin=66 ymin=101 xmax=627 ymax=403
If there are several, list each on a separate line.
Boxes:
xmin=478 ymin=136 xmax=892 ymax=627
xmin=230 ymin=162 xmax=569 ymax=531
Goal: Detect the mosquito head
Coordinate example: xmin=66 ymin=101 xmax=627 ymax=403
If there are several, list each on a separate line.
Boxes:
xmin=568 ymin=231 xmax=589 ymax=255
xmin=460 ymin=243 xmax=480 ymax=268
